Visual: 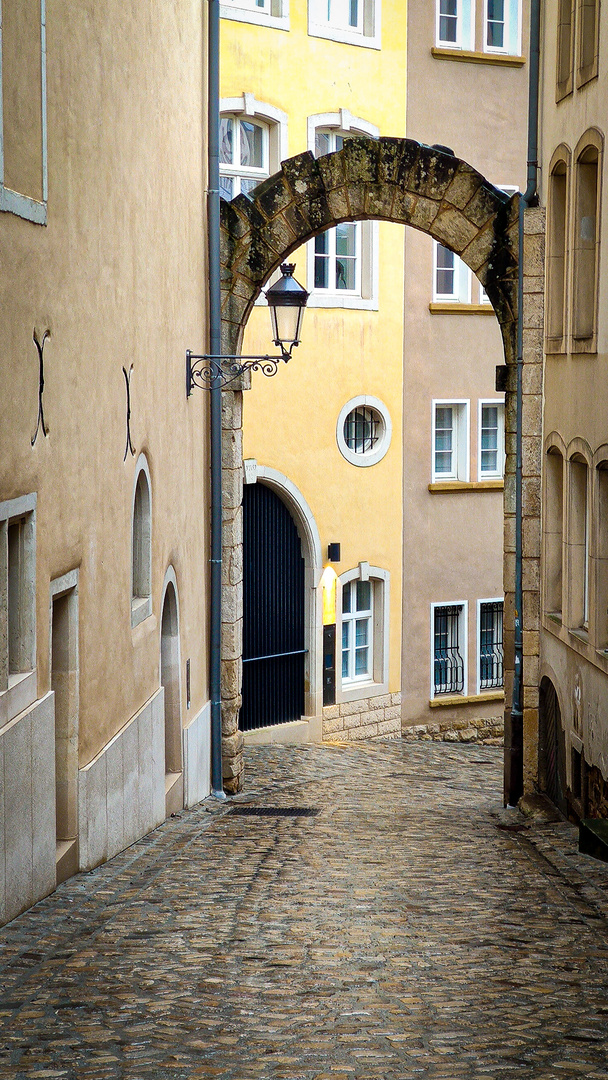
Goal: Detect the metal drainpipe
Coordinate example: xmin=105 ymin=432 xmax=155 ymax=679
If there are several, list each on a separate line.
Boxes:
xmin=508 ymin=0 xmax=541 ymax=806
xmin=208 ymin=0 xmax=225 ymax=798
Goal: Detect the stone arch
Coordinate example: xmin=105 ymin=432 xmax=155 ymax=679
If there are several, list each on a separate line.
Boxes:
xmin=217 ymin=137 xmax=523 ymax=794
xmin=219 ymin=138 xmax=519 ymax=363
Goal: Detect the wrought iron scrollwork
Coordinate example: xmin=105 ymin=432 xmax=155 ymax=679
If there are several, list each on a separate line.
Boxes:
xmin=31 ymin=329 xmax=50 ymax=446
xmin=186 ymin=350 xmax=291 ymax=396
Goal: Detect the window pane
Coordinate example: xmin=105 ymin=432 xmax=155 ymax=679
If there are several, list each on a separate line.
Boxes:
xmin=342 ymin=582 xmax=351 ymax=613
xmin=240 ymin=120 xmax=264 ymax=168
xmin=436 ymin=244 xmax=455 ymax=295
xmin=342 ymin=621 xmax=350 ymax=678
xmin=219 ymin=118 xmax=234 ymax=165
xmin=336 ymin=223 xmax=356 ymax=257
xmin=355 ymin=619 xmax=368 ymax=647
xmin=315 ymin=232 xmax=329 ymax=254
xmin=344 ymin=407 xmax=379 ymax=454
xmin=439 ymin=0 xmax=458 ymax=42
xmin=356 ymin=580 xmax=371 ymax=611
xmin=219 ymin=175 xmax=234 ymax=202
xmin=315 ymin=255 xmax=329 ymax=290
xmin=336 ymin=257 xmax=355 ymax=291
xmin=349 ymin=0 xmax=359 ymax=26
xmin=315 ymin=131 xmax=331 ymax=158
xmin=240 ymin=177 xmax=259 ymax=196
xmin=487 ymin=0 xmax=505 ymax=47
xmin=355 ymin=645 xmax=369 ymax=675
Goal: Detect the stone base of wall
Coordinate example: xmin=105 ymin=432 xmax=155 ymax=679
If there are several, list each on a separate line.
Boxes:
xmin=322 ymin=693 xmax=402 ymax=741
xmin=402 ymin=715 xmax=504 ymax=745
xmin=585 ymin=764 xmax=608 ymax=819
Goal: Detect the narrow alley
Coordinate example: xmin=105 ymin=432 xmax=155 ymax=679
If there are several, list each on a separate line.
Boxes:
xmin=1 ymin=740 xmax=608 ymax=1080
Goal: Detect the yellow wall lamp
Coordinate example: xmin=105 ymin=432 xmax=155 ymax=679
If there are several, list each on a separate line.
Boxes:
xmin=186 ymin=263 xmax=309 ymax=395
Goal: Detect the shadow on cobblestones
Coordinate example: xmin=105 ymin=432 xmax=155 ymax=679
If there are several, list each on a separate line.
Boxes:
xmin=2 ymin=741 xmax=608 ymax=1079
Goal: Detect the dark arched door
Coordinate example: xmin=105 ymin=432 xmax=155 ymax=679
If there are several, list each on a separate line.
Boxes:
xmin=539 ymin=676 xmax=566 ymax=814
xmin=241 ymin=483 xmax=305 ymax=731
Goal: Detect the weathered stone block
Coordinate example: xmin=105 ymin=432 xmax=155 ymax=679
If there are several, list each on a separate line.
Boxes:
xmin=384 ymin=706 xmax=401 ymax=721
xmin=281 ymin=151 xmax=325 ymax=200
xmin=323 ymin=715 xmax=344 ymax=735
xmin=408 ymin=147 xmax=459 ymax=202
xmin=377 ymin=718 xmax=401 ymax=737
xmin=323 ymin=704 xmax=340 ymax=720
xmin=370 ymin=694 xmax=391 ymax=710
xmin=523 ymin=292 xmax=544 ymax=330
xmin=221 ymin=658 xmax=242 ymax=700
xmin=407 ymin=194 xmax=441 ymax=233
xmin=222 ymin=618 xmax=243 ymax=662
xmin=341 ymin=137 xmax=380 ymax=184
xmin=460 ymin=223 xmax=496 ymax=273
xmin=463 ymin=183 xmax=503 ymax=228
xmin=390 ymin=188 xmax=419 ymax=225
xmin=327 ymin=187 xmax=351 ymax=222
xmin=250 ymin=174 xmax=294 ymax=220
xmin=344 ymin=710 xmax=371 ymax=729
xmin=350 ymin=723 xmax=379 ymax=740
xmin=444 ymin=161 xmax=484 ymax=209
xmin=340 ymin=699 xmax=368 ymax=716
xmin=432 ymin=207 xmax=479 ymax=253
xmin=391 ymin=692 xmax=402 ymax=706
xmin=317 ymin=151 xmax=347 ymax=191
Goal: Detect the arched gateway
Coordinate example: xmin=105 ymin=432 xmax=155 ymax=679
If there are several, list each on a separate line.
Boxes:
xmin=217 ymin=138 xmax=524 ymax=793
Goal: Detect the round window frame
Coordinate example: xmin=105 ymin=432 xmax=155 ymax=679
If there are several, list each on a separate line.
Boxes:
xmin=336 ymin=395 xmax=392 ymax=467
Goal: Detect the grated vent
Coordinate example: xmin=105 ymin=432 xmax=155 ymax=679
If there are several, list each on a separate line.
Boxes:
xmin=230 ymin=806 xmax=320 ymax=818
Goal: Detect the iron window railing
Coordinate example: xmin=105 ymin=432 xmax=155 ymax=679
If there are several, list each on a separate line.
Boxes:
xmin=433 ymin=604 xmax=464 ymax=695
xmin=479 ymin=600 xmax=504 ymax=689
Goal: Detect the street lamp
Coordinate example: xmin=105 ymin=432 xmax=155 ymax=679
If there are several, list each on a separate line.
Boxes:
xmin=186 ymin=263 xmax=309 ymax=395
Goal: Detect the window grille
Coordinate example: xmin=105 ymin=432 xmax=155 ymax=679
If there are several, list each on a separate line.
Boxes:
xmin=433 ymin=605 xmax=464 ymax=694
xmin=344 ymin=406 xmax=380 ymax=455
xmin=479 ymin=601 xmax=504 ymax=689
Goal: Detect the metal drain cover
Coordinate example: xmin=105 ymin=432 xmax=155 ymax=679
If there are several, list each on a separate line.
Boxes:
xmin=230 ymin=806 xmax=320 ymax=818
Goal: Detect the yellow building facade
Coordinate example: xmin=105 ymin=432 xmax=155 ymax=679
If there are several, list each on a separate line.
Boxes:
xmin=220 ymin=0 xmax=407 ymax=741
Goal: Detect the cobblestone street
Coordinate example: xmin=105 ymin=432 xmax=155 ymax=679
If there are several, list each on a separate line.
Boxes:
xmin=2 ymin=740 xmax=608 ymax=1079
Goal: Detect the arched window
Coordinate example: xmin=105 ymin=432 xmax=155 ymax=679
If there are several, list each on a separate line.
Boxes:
xmin=546 ymin=154 xmax=569 ymax=347
xmin=573 ymin=134 xmax=601 ymax=348
xmin=593 ymin=459 xmax=608 ymax=651
xmin=544 ymin=446 xmax=564 ymax=616
xmin=219 ymin=95 xmax=287 ymax=202
xmin=307 ymin=112 xmax=379 ymax=309
xmin=131 ymin=457 xmax=152 ymax=627
xmin=567 ymin=453 xmax=590 ymax=630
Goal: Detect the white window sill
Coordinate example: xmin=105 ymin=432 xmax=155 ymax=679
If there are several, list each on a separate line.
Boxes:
xmin=308 ymin=21 xmax=380 ymax=49
xmin=131 ymin=596 xmax=152 ymax=628
xmin=0 ymin=669 xmax=37 ymax=730
xmin=340 ymin=678 xmax=388 ymax=703
xmin=220 ymin=4 xmax=289 ymax=30
xmin=307 ymin=292 xmax=379 ymax=311
xmin=0 ymin=186 xmax=47 ymax=225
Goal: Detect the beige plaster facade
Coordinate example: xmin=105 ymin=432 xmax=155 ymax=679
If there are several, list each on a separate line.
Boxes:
xmin=0 ymin=2 xmax=212 ymax=923
xmin=535 ymin=0 xmax=608 ymax=818
xmin=401 ymin=0 xmax=530 ymax=739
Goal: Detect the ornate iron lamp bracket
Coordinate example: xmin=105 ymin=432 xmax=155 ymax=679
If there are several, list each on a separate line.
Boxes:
xmin=186 ymin=347 xmax=296 ymax=396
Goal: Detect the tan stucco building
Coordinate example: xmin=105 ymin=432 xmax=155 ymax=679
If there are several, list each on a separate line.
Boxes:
xmin=536 ymin=0 xmax=608 ymax=818
xmin=0 ymin=2 xmax=212 ymax=924
xmin=401 ymin=0 xmax=530 ymax=739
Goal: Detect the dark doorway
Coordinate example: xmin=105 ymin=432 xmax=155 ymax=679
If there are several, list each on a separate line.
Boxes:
xmin=241 ymin=483 xmax=305 ymax=731
xmin=539 ymin=676 xmax=566 ymax=814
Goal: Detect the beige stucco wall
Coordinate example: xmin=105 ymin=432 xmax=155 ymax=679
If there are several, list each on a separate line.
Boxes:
xmin=401 ymin=0 xmax=530 ymax=727
xmin=537 ymin=0 xmax=608 ymax=799
xmin=0 ymin=1 xmax=211 ymax=917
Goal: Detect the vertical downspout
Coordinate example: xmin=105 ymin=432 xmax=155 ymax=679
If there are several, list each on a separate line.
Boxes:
xmin=508 ymin=0 xmax=541 ymax=806
xmin=208 ymin=0 xmax=225 ymax=798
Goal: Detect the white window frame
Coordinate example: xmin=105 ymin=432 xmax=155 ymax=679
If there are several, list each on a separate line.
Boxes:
xmin=435 ymin=0 xmax=475 ymax=50
xmin=432 ymin=399 xmax=470 ymax=482
xmin=131 ymin=455 xmax=153 ymax=629
xmin=220 ymin=0 xmax=290 ymax=31
xmin=219 ymin=95 xmax=288 ymax=202
xmin=476 ymin=597 xmax=504 ymax=693
xmin=0 ymin=493 xmax=37 ymax=729
xmin=306 ymin=112 xmax=379 ymax=310
xmin=431 ymin=601 xmax=468 ymax=699
xmin=0 ymin=0 xmax=48 ymax=224
xmin=478 ymin=399 xmax=505 ymax=480
xmin=308 ymin=0 xmax=380 ymax=49
xmin=483 ymin=0 xmax=522 ymax=55
xmin=336 ymin=395 xmax=392 ymax=467
xmin=433 ymin=241 xmax=471 ymax=303
xmin=219 ymin=116 xmax=270 ymax=202
xmin=338 ymin=564 xmax=389 ymax=702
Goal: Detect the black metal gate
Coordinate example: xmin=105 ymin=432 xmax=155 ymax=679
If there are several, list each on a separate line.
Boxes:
xmin=539 ymin=676 xmax=566 ymax=813
xmin=241 ymin=483 xmax=305 ymax=731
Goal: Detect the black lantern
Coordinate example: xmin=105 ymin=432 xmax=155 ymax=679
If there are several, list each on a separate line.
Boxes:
xmin=266 ymin=263 xmax=309 ymax=356
xmin=186 ymin=262 xmax=309 ymax=394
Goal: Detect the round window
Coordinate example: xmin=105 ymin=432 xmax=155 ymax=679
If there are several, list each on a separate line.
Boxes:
xmin=336 ymin=396 xmax=392 ymax=467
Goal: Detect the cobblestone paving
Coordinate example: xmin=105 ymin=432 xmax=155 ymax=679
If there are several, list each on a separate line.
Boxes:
xmin=2 ymin=740 xmax=608 ymax=1079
